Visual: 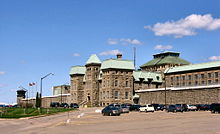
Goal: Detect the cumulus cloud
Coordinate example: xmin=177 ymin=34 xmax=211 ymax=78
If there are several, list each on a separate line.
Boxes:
xmin=107 ymin=38 xmax=143 ymax=45
xmin=99 ymin=49 xmax=122 ymax=56
xmin=0 ymin=72 xmax=5 ymax=75
xmin=209 ymin=56 xmax=220 ymax=61
xmin=154 ymin=45 xmax=173 ymax=50
xmin=145 ymin=14 xmax=220 ymax=38
xmin=73 ymin=53 xmax=80 ymax=57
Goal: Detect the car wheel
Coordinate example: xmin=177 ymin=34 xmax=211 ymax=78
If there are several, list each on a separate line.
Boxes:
xmin=174 ymin=110 xmax=177 ymax=113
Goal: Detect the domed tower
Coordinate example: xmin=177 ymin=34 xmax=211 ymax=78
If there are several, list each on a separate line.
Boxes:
xmin=85 ymin=54 xmax=101 ymax=106
xmin=16 ymin=89 xmax=26 ymax=107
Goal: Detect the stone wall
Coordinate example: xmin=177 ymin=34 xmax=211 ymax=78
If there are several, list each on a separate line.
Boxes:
xmin=138 ymin=88 xmax=220 ymax=105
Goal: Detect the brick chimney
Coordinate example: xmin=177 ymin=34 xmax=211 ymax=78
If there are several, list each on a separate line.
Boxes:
xmin=116 ymin=53 xmax=122 ymax=59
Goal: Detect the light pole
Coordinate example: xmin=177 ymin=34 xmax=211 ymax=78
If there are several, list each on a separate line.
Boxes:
xmin=40 ymin=73 xmax=54 ymax=108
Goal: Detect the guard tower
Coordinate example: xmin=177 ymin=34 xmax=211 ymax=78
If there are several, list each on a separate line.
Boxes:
xmin=16 ymin=89 xmax=26 ymax=107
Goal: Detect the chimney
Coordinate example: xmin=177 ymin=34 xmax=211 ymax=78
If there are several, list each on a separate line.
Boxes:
xmin=117 ymin=53 xmax=122 ymax=59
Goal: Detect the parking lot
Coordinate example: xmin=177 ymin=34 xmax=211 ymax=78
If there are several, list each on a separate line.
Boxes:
xmin=1 ymin=107 xmax=220 ymax=134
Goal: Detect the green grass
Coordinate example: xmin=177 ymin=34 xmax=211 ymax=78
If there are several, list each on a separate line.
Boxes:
xmin=0 ymin=107 xmax=76 ymax=119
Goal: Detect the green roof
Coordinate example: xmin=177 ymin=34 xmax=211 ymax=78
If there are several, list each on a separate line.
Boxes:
xmin=140 ymin=56 xmax=190 ymax=68
xmin=165 ymin=61 xmax=220 ymax=74
xmin=101 ymin=59 xmax=135 ymax=70
xmin=69 ymin=66 xmax=86 ymax=75
xmin=86 ymin=54 xmax=101 ymax=65
xmin=133 ymin=71 xmax=162 ymax=83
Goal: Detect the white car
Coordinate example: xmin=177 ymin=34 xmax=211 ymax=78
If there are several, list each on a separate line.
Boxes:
xmin=187 ymin=105 xmax=197 ymax=111
xmin=139 ymin=104 xmax=155 ymax=112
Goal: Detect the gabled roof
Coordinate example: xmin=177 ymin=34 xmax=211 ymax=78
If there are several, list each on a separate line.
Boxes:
xmin=140 ymin=56 xmax=190 ymax=68
xmin=165 ymin=61 xmax=220 ymax=74
xmin=101 ymin=59 xmax=135 ymax=70
xmin=133 ymin=71 xmax=162 ymax=83
xmin=86 ymin=54 xmax=101 ymax=65
xmin=69 ymin=66 xmax=86 ymax=75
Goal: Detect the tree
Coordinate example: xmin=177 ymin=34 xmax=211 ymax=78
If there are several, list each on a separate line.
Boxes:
xmin=35 ymin=92 xmax=41 ymax=108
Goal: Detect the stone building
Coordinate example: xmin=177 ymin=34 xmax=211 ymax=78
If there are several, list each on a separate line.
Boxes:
xmin=137 ymin=56 xmax=220 ymax=105
xmin=17 ymin=51 xmax=220 ymax=107
xmin=69 ymin=53 xmax=162 ymax=106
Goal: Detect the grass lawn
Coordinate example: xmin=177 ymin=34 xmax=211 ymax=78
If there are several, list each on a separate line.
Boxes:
xmin=0 ymin=107 xmax=76 ymax=119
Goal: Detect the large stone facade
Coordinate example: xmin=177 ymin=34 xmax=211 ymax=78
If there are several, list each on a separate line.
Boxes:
xmin=138 ymin=87 xmax=220 ymax=105
xmin=17 ymin=51 xmax=220 ymax=107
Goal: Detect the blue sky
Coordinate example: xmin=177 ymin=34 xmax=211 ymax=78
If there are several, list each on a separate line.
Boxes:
xmin=0 ymin=0 xmax=220 ymax=103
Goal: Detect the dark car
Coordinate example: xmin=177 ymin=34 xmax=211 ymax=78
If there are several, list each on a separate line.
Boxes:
xmin=70 ymin=103 xmax=79 ymax=108
xmin=50 ymin=102 xmax=60 ymax=107
xmin=197 ymin=104 xmax=210 ymax=111
xmin=152 ymin=104 xmax=164 ymax=111
xmin=210 ymin=103 xmax=220 ymax=113
xmin=60 ymin=103 xmax=69 ymax=108
xmin=129 ymin=104 xmax=141 ymax=111
xmin=175 ymin=104 xmax=187 ymax=112
xmin=167 ymin=105 xmax=183 ymax=113
xmin=102 ymin=106 xmax=121 ymax=116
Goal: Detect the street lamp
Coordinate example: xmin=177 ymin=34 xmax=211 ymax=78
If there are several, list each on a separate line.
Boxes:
xmin=40 ymin=73 xmax=54 ymax=107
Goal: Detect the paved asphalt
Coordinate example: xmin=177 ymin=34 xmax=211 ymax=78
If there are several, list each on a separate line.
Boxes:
xmin=1 ymin=107 xmax=220 ymax=134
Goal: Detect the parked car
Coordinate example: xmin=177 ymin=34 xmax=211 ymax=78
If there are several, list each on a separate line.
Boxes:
xmin=50 ymin=102 xmax=60 ymax=107
xmin=139 ymin=104 xmax=155 ymax=112
xmin=196 ymin=104 xmax=210 ymax=111
xmin=187 ymin=105 xmax=197 ymax=111
xmin=167 ymin=105 xmax=183 ymax=113
xmin=60 ymin=103 xmax=69 ymax=108
xmin=210 ymin=103 xmax=220 ymax=113
xmin=70 ymin=103 xmax=79 ymax=108
xmin=120 ymin=104 xmax=129 ymax=113
xmin=129 ymin=104 xmax=141 ymax=111
xmin=174 ymin=104 xmax=187 ymax=112
xmin=102 ymin=106 xmax=121 ymax=116
xmin=152 ymin=104 xmax=165 ymax=111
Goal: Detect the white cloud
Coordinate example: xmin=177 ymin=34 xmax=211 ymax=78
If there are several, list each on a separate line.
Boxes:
xmin=0 ymin=72 xmax=5 ymax=75
xmin=209 ymin=56 xmax=220 ymax=61
xmin=73 ymin=53 xmax=80 ymax=57
xmin=108 ymin=39 xmax=118 ymax=45
xmin=99 ymin=49 xmax=122 ymax=56
xmin=154 ymin=45 xmax=173 ymax=50
xmin=108 ymin=38 xmax=143 ymax=45
xmin=145 ymin=14 xmax=220 ymax=38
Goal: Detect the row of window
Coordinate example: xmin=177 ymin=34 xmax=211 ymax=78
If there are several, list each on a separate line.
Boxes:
xmin=170 ymin=72 xmax=219 ymax=81
xmin=102 ymin=79 xmax=131 ymax=87
xmin=171 ymin=79 xmax=219 ymax=87
xmin=101 ymin=91 xmax=130 ymax=100
xmin=103 ymin=71 xmax=131 ymax=75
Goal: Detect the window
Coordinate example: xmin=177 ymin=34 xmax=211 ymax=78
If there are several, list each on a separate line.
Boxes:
xmin=125 ymin=92 xmax=129 ymax=99
xmin=188 ymin=82 xmax=191 ymax=86
xmin=115 ymin=80 xmax=118 ymax=87
xmin=176 ymin=76 xmax=179 ymax=81
xmin=215 ymin=79 xmax=219 ymax=84
xmin=182 ymin=76 xmax=185 ymax=80
xmin=195 ymin=81 xmax=198 ymax=85
xmin=208 ymin=73 xmax=212 ymax=78
xmin=201 ymin=81 xmax=205 ymax=85
xmin=182 ymin=82 xmax=185 ymax=86
xmin=114 ymin=91 xmax=119 ymax=99
xmin=201 ymin=74 xmax=205 ymax=79
xmin=215 ymin=72 xmax=219 ymax=78
xmin=107 ymin=91 xmax=109 ymax=99
xmin=188 ymin=75 xmax=192 ymax=80
xmin=177 ymin=83 xmax=180 ymax=87
xmin=125 ymin=78 xmax=129 ymax=87
xmin=208 ymin=80 xmax=212 ymax=85
xmin=194 ymin=74 xmax=198 ymax=79
xmin=103 ymin=91 xmax=105 ymax=99
xmin=170 ymin=77 xmax=173 ymax=82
